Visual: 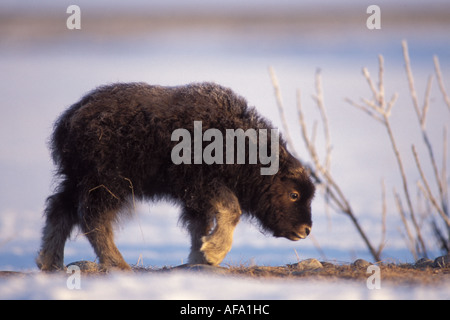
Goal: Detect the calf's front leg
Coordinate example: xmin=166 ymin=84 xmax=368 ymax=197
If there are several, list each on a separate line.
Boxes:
xmin=186 ymin=188 xmax=242 ymax=266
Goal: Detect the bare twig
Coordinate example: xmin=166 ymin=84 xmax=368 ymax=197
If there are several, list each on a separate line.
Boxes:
xmin=268 ymin=66 xmax=298 ymax=158
xmin=123 ymin=177 xmax=136 ymax=211
xmin=312 ymin=70 xmax=332 ymax=171
xmin=123 ymin=176 xmax=146 ymax=244
xmin=434 ymin=55 xmax=450 ymax=111
xmin=136 ymin=254 xmax=144 ymax=266
xmin=394 ymin=188 xmax=417 ymax=260
xmin=88 ymin=184 xmax=119 ymax=200
xmin=412 ymin=145 xmax=450 ymax=228
xmin=403 ymin=41 xmax=422 ymax=123
xmin=443 ymin=127 xmax=449 ymax=213
xmin=362 ymin=67 xmax=380 ymax=104
xmin=378 ymin=179 xmax=387 ymax=256
xmin=345 ymin=97 xmax=385 ymax=124
xmin=422 ymin=75 xmax=433 ymax=128
xmin=293 ymin=248 xmax=301 ymax=262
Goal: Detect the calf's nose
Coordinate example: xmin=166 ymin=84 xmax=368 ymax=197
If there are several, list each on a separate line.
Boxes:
xmin=298 ymin=224 xmax=311 ymax=238
xmin=304 ymin=226 xmax=311 ymax=236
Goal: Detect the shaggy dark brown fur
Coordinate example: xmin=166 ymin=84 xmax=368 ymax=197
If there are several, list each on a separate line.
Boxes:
xmin=36 ymin=82 xmax=315 ymax=271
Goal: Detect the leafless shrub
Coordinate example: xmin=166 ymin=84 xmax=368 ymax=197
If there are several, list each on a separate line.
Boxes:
xmin=269 ymin=40 xmax=449 ymax=261
xmin=402 ymin=40 xmax=449 ymax=254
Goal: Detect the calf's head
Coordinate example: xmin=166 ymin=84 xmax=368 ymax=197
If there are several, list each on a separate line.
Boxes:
xmin=256 ymin=156 xmax=315 ymax=241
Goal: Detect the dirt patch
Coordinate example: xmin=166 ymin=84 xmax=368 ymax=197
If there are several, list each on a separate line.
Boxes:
xmin=2 ymin=256 xmax=449 ymax=286
xmin=0 ymin=271 xmax=29 ymax=278
xmin=138 ymin=256 xmax=450 ymax=286
xmin=228 ymin=263 xmax=450 ymax=285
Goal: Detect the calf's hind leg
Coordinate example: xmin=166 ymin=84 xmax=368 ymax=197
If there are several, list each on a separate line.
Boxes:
xmin=79 ymin=188 xmax=131 ymax=271
xmin=80 ymin=210 xmax=131 ymax=271
xmin=37 ymin=183 xmax=78 ymax=271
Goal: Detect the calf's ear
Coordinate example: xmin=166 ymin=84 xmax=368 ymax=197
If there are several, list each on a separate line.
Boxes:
xmin=277 ymin=146 xmax=305 ymax=178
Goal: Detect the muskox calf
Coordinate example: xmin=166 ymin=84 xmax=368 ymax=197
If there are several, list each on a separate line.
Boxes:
xmin=37 ymin=82 xmax=315 ymax=271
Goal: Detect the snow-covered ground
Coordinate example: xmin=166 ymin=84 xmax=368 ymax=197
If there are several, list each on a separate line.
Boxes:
xmin=1 ymin=270 xmax=449 ymax=300
xmin=1 ymin=1 xmax=449 ymax=300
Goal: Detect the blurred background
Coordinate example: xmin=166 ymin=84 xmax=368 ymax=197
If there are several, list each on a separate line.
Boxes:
xmin=1 ymin=0 xmax=449 ymax=270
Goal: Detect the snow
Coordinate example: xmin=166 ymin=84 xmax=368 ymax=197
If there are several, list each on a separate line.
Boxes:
xmin=1 ymin=1 xmax=450 ymax=300
xmin=1 ymin=270 xmax=448 ymax=300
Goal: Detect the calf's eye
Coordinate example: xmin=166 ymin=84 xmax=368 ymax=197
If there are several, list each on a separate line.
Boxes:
xmin=289 ymin=192 xmax=300 ymax=201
